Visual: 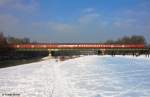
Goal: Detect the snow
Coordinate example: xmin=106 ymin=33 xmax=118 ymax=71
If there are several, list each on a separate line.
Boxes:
xmin=0 ymin=55 xmax=150 ymax=97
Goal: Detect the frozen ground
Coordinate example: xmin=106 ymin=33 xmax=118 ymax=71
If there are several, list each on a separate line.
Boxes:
xmin=0 ymin=55 xmax=150 ymax=97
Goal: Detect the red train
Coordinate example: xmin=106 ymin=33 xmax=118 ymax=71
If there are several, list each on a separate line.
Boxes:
xmin=9 ymin=43 xmax=145 ymax=49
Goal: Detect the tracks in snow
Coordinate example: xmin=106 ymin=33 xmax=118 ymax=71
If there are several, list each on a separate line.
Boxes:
xmin=50 ymin=61 xmax=74 ymax=97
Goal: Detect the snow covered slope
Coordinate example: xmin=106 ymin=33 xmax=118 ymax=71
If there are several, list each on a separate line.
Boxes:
xmin=0 ymin=55 xmax=150 ymax=97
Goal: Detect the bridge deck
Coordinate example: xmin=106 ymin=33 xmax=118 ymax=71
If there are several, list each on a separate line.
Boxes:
xmin=10 ymin=44 xmax=144 ymax=49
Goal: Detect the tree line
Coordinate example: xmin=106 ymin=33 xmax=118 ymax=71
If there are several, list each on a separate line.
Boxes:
xmin=0 ymin=32 xmax=31 ymax=53
xmin=105 ymin=35 xmax=146 ymax=44
xmin=0 ymin=32 xmax=48 ymax=61
xmin=1 ymin=32 xmax=148 ymax=45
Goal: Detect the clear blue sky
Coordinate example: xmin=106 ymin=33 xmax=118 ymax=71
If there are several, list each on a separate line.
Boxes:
xmin=0 ymin=0 xmax=150 ymax=43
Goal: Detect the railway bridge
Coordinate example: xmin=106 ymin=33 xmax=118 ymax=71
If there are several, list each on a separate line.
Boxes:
xmin=9 ymin=43 xmax=148 ymax=56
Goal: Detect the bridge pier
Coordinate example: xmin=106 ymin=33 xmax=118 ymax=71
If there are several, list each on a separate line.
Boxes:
xmin=101 ymin=49 xmax=106 ymax=55
xmin=48 ymin=49 xmax=60 ymax=57
xmin=48 ymin=49 xmax=51 ymax=56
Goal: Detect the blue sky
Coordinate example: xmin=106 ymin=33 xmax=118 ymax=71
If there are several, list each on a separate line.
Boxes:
xmin=0 ymin=0 xmax=150 ymax=43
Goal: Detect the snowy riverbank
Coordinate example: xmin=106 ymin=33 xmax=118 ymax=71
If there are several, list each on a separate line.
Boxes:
xmin=0 ymin=55 xmax=150 ymax=97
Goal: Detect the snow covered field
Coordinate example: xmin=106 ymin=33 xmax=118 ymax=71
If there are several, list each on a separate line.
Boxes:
xmin=0 ymin=55 xmax=150 ymax=97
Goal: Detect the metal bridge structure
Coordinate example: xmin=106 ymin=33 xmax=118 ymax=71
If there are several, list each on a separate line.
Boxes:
xmin=10 ymin=43 xmax=144 ymax=49
xmin=9 ymin=43 xmax=147 ymax=56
